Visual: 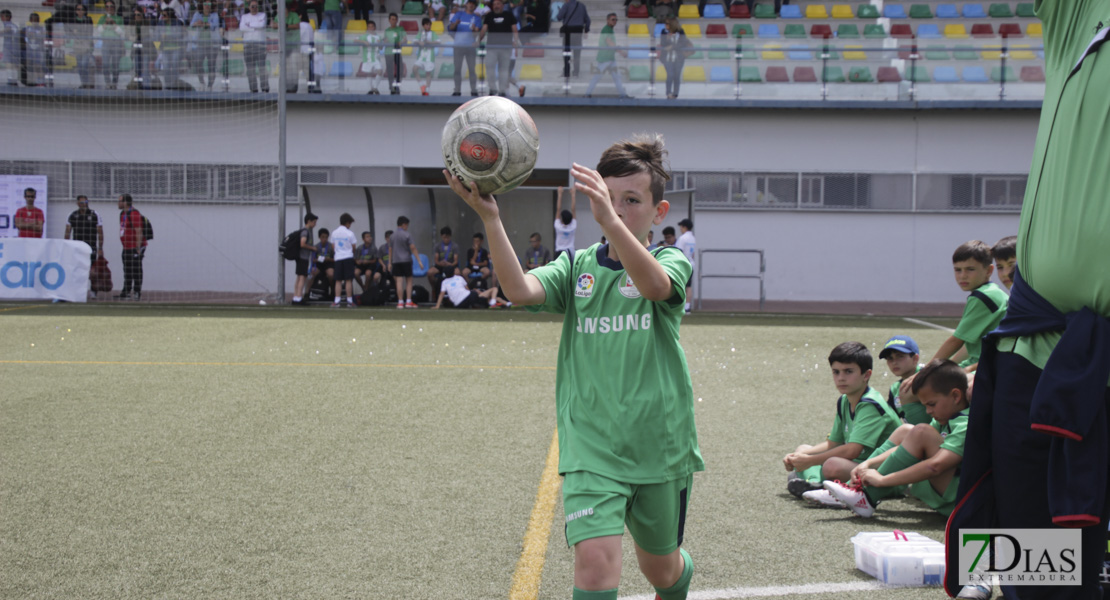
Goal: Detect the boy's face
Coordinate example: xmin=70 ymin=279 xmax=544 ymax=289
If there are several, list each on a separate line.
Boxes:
xmin=603 ymin=171 xmax=668 ymax=243
xmin=362 ymin=233 xmax=373 ymax=244
xmin=994 ymin=257 xmax=1016 ymax=290
xmin=918 ymin=385 xmax=966 ymax=424
xmin=441 ymin=233 xmax=451 ymax=244
xmin=472 ymin=236 xmax=482 ymax=248
xmin=530 ymin=236 xmax=541 ymax=249
xmin=663 ymin=232 xmax=676 ymax=245
xmin=319 ymin=233 xmax=329 ymax=243
xmin=368 ymin=21 xmax=376 ymax=30
xmin=884 ymin=352 xmax=919 ymax=379
xmin=389 ymin=14 xmax=398 ymax=25
xmin=953 ymin=259 xmax=993 ymax=292
xmin=830 ymin=361 xmax=870 ymax=397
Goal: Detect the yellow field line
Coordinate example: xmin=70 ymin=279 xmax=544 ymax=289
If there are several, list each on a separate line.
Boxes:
xmin=0 ymin=359 xmax=555 ymax=371
xmin=509 ymin=429 xmax=561 ymax=600
xmin=0 ymin=305 xmax=45 ymax=313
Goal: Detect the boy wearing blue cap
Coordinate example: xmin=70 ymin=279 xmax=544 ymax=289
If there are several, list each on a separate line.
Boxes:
xmin=878 ymin=335 xmax=929 ymax=426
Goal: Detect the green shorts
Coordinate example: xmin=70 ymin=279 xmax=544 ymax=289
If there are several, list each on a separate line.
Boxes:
xmin=910 ymin=475 xmax=959 ymax=516
xmin=562 ymin=470 xmax=692 ymax=555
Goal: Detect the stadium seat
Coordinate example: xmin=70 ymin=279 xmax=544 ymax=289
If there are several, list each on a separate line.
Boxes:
xmin=784 ymin=24 xmax=807 ymax=38
xmin=953 ymin=46 xmax=980 ymax=60
xmin=823 ymin=66 xmax=846 ymax=82
xmin=655 ymin=64 xmax=667 ymax=80
xmin=863 ymin=24 xmax=887 ymax=39
xmin=981 ymin=45 xmax=1003 ymax=60
xmin=1011 ymin=45 xmax=1038 ymax=60
xmin=906 ymin=65 xmax=930 ymax=82
xmin=550 ymin=1 xmax=562 ymax=20
xmin=401 ymin=0 xmax=423 ymax=15
xmin=793 ymin=66 xmax=818 ymax=82
xmin=799 ymin=5 xmax=823 ymax=19
xmin=897 ymin=45 xmax=919 ymax=60
xmin=761 ymin=44 xmax=785 ymax=59
xmin=346 ymin=20 xmax=367 ymax=32
xmin=989 ymin=3 xmax=1013 ymax=18
xmin=962 ymin=3 xmax=986 ymax=18
xmin=339 ymin=43 xmax=362 ymax=55
xmin=739 ymin=65 xmax=763 ymax=81
xmin=1020 ymin=65 xmax=1045 ymax=82
xmin=765 ymin=65 xmax=789 ymax=81
xmin=998 ymin=23 xmax=1023 ymax=38
xmin=401 ymin=20 xmax=418 ymax=33
xmin=437 ymin=62 xmax=454 ymax=79
xmin=627 ymin=3 xmax=648 ymax=17
xmin=687 ymin=48 xmax=704 ymax=59
xmin=684 ymin=24 xmax=703 ymax=38
xmin=857 ymin=4 xmax=880 ymax=18
xmin=936 ymin=4 xmax=959 ymax=18
xmin=753 ymin=3 xmax=776 ymax=18
xmin=522 ymin=43 xmax=545 ymax=57
xmin=991 ymin=66 xmax=1017 ymax=82
xmin=918 ymin=24 xmax=942 ymax=39
xmin=840 ymin=44 xmax=864 ymax=59
xmin=733 ymin=24 xmax=754 ymax=37
xmin=757 ymin=24 xmax=780 ymax=38
xmin=909 ymin=4 xmax=933 ymax=18
xmin=836 ymin=24 xmax=860 ymax=39
xmin=971 ymin=23 xmax=995 ymax=37
xmin=729 ymin=3 xmax=751 ymax=18
xmin=831 ymin=5 xmax=854 ymax=19
xmin=708 ymin=44 xmax=732 ymax=59
xmin=629 ymin=64 xmax=651 ymax=81
xmin=329 ymin=61 xmax=353 ymax=77
xmin=441 ymin=46 xmax=454 ymax=57
xmin=1016 ymin=3 xmax=1035 ymax=18
xmin=962 ymin=66 xmax=989 ymax=82
xmin=945 ymin=24 xmax=969 ymax=38
xmin=1027 ymin=23 xmax=1042 ymax=37
xmin=431 ymin=20 xmax=444 ymax=33
xmin=520 ymin=64 xmax=543 ymax=80
xmin=628 ymin=23 xmax=650 ymax=37
xmin=877 ymin=66 xmax=902 ymax=82
xmin=709 ymin=65 xmax=734 ymax=82
xmin=706 ymin=23 xmax=728 ymax=38
xmin=627 ymin=44 xmax=650 ymax=59
xmin=780 ymin=5 xmax=803 ymax=18
xmin=848 ymin=66 xmax=873 ymax=82
xmin=811 ymin=24 xmax=834 ymax=38
xmin=933 ymin=65 xmax=959 ymax=82
xmin=924 ymin=45 xmax=950 ymax=60
xmin=654 ymin=22 xmax=668 ymax=37
xmin=787 ymin=45 xmax=813 ymax=60
xmin=703 ymin=4 xmax=726 ymax=18
xmin=890 ymin=24 xmax=914 ymax=39
xmin=678 ymin=4 xmax=700 ymax=19
xmin=883 ymin=4 xmax=906 ymax=19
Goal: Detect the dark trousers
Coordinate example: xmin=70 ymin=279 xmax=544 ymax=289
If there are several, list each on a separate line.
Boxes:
xmin=561 ymin=27 xmax=583 ymax=77
xmin=663 ymin=56 xmax=684 ymax=96
xmin=194 ymin=44 xmax=219 ymax=87
xmin=352 ymin=0 xmax=372 ymax=21
xmin=103 ymin=41 xmax=124 ymax=87
xmin=122 ymin=248 xmax=144 ymax=294
xmin=453 ymin=46 xmax=476 ymax=93
xmin=244 ymin=42 xmax=268 ymax=92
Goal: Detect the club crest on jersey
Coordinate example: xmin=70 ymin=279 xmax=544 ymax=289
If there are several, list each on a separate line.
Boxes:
xmin=575 ymin=273 xmax=595 ymax=298
xmin=618 ymin=273 xmax=641 ymax=299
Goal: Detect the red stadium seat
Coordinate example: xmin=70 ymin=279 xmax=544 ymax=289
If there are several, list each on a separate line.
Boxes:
xmin=705 ymin=23 xmax=728 ymax=37
xmin=765 ymin=66 xmax=789 ymax=81
xmin=877 ymin=66 xmax=903 ymax=82
xmin=897 ymin=45 xmax=919 ymax=60
xmin=793 ymin=66 xmax=817 ymax=82
xmin=971 ymin=23 xmax=995 ymax=38
xmin=522 ymin=44 xmax=545 ymax=57
xmin=627 ymin=3 xmax=648 ymax=18
xmin=401 ymin=20 xmax=418 ymax=33
xmin=810 ymin=24 xmax=833 ymax=38
xmin=1020 ymin=65 xmax=1045 ymax=82
xmin=890 ymin=24 xmax=914 ymax=39
xmin=729 ymin=3 xmax=751 ymax=18
xmin=998 ymin=23 xmax=1023 ymax=38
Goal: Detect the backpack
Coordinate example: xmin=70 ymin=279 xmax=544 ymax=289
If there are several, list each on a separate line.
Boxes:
xmin=90 ymin=256 xmax=113 ymax=292
xmin=281 ymin=230 xmax=302 ymax=261
xmin=361 ymin=280 xmax=390 ymax=306
xmin=141 ymin=215 xmax=153 ymax=241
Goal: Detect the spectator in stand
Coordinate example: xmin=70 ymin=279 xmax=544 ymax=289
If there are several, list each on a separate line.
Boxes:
xmin=300 ymin=0 xmax=323 ymax=32
xmin=383 ymin=13 xmax=406 ymax=95
xmin=1 ymin=10 xmax=18 ymax=86
xmin=65 ymin=195 xmax=104 ymax=299
xmin=354 ymin=231 xmax=382 ymax=291
xmin=190 ymin=1 xmax=220 ymax=90
xmin=331 ymin=212 xmax=358 ymax=307
xmin=390 ymin=216 xmax=425 ymax=309
xmin=158 ymin=7 xmax=187 ymax=88
xmin=116 ymin=194 xmax=147 ymax=301
xmin=448 ymin=0 xmax=481 ymax=96
xmin=427 ymin=226 xmax=459 ymax=291
xmin=479 ymin=0 xmax=518 ymax=97
xmin=555 ymin=0 xmax=588 ymax=78
xmin=353 ymin=0 xmax=373 ymax=23
xmin=14 ymin=188 xmax=44 ymax=238
xmin=521 ymin=232 xmax=550 ymax=273
xmin=661 ymin=225 xmax=675 ymax=247
xmin=99 ymin=1 xmax=128 ymax=89
xmin=463 ymin=231 xmax=491 ymax=285
xmin=20 ymin=14 xmax=47 ymax=87
xmin=426 ymin=0 xmax=447 ymax=21
xmin=70 ymin=5 xmax=97 ymax=89
xmin=745 ymin=0 xmax=788 ymax=15
xmin=291 ymin=212 xmax=318 ymax=305
xmin=240 ymin=0 xmax=269 ymax=92
xmin=675 ymin=218 xmax=695 ymax=313
xmin=660 ymin=16 xmax=691 ymax=99
xmin=160 ymin=0 xmax=188 ymax=21
xmin=321 ymin=0 xmax=345 ymax=65
xmin=553 ymin=185 xmax=576 ymax=258
xmin=585 ymin=13 xmax=627 ymax=99
xmin=361 ymin=19 xmax=385 ymax=93
xmin=519 ymin=0 xmax=549 ymax=40
xmin=650 ymin=0 xmax=674 ymax=23
xmin=412 ymin=17 xmax=438 ymax=96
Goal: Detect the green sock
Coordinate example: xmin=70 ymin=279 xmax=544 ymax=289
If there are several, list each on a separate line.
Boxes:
xmin=868 ymin=437 xmax=898 ymax=461
xmin=800 ymin=464 xmax=823 ymax=484
xmin=654 ymin=548 xmax=694 ymax=600
xmin=572 ymin=587 xmax=618 ymax=600
xmin=867 ymin=445 xmax=919 ymax=501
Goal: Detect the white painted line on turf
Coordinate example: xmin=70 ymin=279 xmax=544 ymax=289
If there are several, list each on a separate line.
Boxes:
xmin=619 ymin=580 xmax=896 ymax=600
xmin=902 ymin=317 xmax=955 ymax=333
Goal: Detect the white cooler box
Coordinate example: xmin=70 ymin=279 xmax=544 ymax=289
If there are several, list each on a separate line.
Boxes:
xmin=851 ymin=530 xmax=945 ymax=586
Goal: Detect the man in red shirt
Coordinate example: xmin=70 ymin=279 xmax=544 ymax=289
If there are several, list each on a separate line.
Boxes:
xmin=13 ymin=188 xmax=44 ymax=238
xmin=117 ymin=193 xmax=147 ymax=301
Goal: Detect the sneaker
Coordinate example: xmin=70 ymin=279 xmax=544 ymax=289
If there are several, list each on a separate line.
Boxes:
xmin=420 ymin=85 xmax=428 ymax=96
xmin=133 ymin=292 xmax=141 ymax=301
xmin=114 ymin=292 xmax=131 ymax=300
xmin=405 ymin=300 xmax=417 ymax=309
xmin=802 ymin=489 xmax=846 ymax=508
xmin=331 ymin=302 xmax=340 ymax=308
xmin=787 ymin=477 xmax=821 ymax=498
xmin=451 ymin=91 xmax=461 ymax=96
xmin=956 ymin=584 xmax=993 ymax=599
xmin=518 ymin=85 xmax=525 ymax=97
xmin=397 ymin=301 xmax=405 ymax=309
xmin=823 ymin=480 xmax=875 ymax=517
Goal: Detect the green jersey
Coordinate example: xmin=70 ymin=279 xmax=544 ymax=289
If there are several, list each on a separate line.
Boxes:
xmin=997 ymin=1 xmax=1110 ymax=382
xmin=932 ymin=411 xmax=969 ymax=457
xmin=526 ymin=244 xmax=704 ymax=484
xmin=384 ymin=25 xmax=407 ymax=55
xmin=596 ymin=24 xmax=616 ymax=63
xmin=828 ymin=386 xmax=903 ymax=460
xmin=953 ymin=282 xmax=1008 ymax=367
xmin=98 ymin=14 xmax=126 ymax=40
xmin=887 ymin=364 xmax=929 ymax=425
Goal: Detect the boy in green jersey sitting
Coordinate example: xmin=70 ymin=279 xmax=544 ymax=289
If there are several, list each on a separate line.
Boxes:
xmin=878 ymin=335 xmax=929 ymax=425
xmin=444 ymin=134 xmax=703 ymax=600
xmin=784 ymin=342 xmax=903 ymax=498
xmin=821 ymin=359 xmax=970 ymax=519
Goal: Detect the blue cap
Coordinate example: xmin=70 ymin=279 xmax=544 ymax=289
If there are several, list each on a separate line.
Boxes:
xmin=879 ymin=335 xmax=920 ymax=359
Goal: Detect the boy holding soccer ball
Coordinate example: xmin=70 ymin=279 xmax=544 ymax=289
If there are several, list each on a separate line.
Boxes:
xmin=444 ymin=134 xmax=704 ymax=600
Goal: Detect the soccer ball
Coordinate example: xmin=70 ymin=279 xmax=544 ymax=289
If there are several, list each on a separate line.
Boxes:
xmin=441 ymin=96 xmax=540 ymax=196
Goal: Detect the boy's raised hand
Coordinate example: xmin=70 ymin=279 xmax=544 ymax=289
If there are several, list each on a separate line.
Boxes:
xmin=443 ymin=170 xmax=499 ymax=221
xmin=570 ymin=162 xmax=617 ymax=229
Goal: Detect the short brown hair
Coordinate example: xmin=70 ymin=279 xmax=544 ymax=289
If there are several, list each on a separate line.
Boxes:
xmin=595 ymin=133 xmax=671 ymax=204
xmin=952 ymin=240 xmax=992 ymax=267
xmin=911 ymin=358 xmax=968 ymax=397
xmin=991 ymin=235 xmax=1017 ymax=262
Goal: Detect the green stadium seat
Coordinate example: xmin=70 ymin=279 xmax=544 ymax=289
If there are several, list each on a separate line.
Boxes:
xmin=953 ymin=46 xmax=980 ymax=60
xmin=924 ymin=45 xmax=950 ymax=60
xmin=732 ymin=23 xmax=754 ymax=38
xmin=739 ymin=66 xmax=762 ymax=82
xmin=991 ymin=65 xmax=1017 ymax=82
xmin=708 ymin=44 xmax=732 ymax=59
xmin=1016 ymin=3 xmax=1035 ymax=18
xmin=339 ymin=43 xmax=361 ymax=55
xmin=863 ymin=24 xmax=887 ymax=39
xmin=906 ymin=65 xmax=930 ymax=82
xmin=836 ymin=24 xmax=860 ymax=39
xmin=753 ymin=3 xmax=776 ymax=18
xmin=437 ymin=62 xmax=454 ymax=78
xmin=686 ymin=49 xmax=704 ymax=59
xmin=848 ymin=66 xmax=873 ymax=82
xmin=989 ymin=3 xmax=1013 ymax=18
xmin=629 ymin=64 xmax=652 ymax=81
xmin=857 ymin=4 xmax=880 ymax=18
xmin=227 ymin=58 xmax=245 ymax=76
xmin=784 ymin=24 xmax=807 ymax=39
xmin=401 ymin=1 xmax=423 ymax=15
xmin=822 ymin=66 xmax=845 ymax=82
xmin=909 ymin=4 xmax=933 ymax=18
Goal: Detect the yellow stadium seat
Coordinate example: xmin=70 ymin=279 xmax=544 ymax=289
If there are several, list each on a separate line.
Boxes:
xmin=520 ymin=64 xmax=542 ymax=80
xmin=431 ymin=20 xmax=444 ymax=33
xmin=475 ymin=63 xmax=486 ymax=78
xmin=843 ymin=44 xmax=866 ymax=60
xmin=805 ymin=5 xmax=829 ymax=19
xmin=678 ymin=4 xmax=699 ymax=18
xmin=346 ymin=20 xmax=367 ymax=32
xmin=628 ymin=23 xmax=650 ymax=38
xmin=1027 ymin=23 xmax=1042 ymax=37
xmin=1010 ymin=45 xmax=1037 ymax=60
xmin=402 ymin=45 xmax=413 ymax=55
xmin=943 ymin=24 xmax=969 ymax=39
xmin=655 ymin=64 xmax=667 ymax=80
xmin=33 ymin=11 xmax=51 ymax=23
xmin=981 ymin=46 xmax=1002 ymax=60
xmin=309 ymin=18 xmax=317 ymax=29
xmin=682 ymin=65 xmax=706 ymax=81
xmin=761 ymin=43 xmax=785 ymax=60
xmin=683 ymin=23 xmax=702 ymax=38
xmin=830 ymin=4 xmax=853 ymax=18
xmin=231 ymin=43 xmax=244 ymax=53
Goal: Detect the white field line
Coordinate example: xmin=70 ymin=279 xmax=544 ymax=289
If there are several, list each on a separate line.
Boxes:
xmin=620 ymin=580 xmax=901 ymax=600
xmin=902 ymin=317 xmax=955 ymax=333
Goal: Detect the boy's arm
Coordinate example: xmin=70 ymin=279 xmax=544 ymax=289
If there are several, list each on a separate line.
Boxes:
xmin=444 ymin=170 xmax=546 ymax=305
xmin=789 ymin=441 xmax=865 ymax=472
xmin=409 ymin=243 xmax=424 ymax=269
xmin=930 ymin=335 xmax=964 ymax=362
xmin=434 ymin=289 xmax=446 ymax=308
xmin=571 ymin=163 xmax=672 ymax=301
xmin=569 ymin=186 xmax=576 ymax=219
xmin=555 ymin=185 xmax=563 ymax=217
xmin=861 ymin=449 xmax=962 ymax=488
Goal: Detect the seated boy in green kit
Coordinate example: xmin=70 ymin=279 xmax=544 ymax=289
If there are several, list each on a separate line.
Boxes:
xmin=991 ymin=235 xmax=1016 ymax=290
xmin=783 ymin=342 xmax=903 ymax=498
xmin=818 ymin=359 xmax=969 ymax=518
xmin=878 ymin=335 xmax=929 ymax=426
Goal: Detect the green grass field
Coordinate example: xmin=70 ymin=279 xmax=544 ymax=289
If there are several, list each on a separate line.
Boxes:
xmin=0 ymin=304 xmax=962 ymax=600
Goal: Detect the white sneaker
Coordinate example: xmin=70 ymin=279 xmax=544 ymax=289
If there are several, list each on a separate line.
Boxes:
xmin=956 ymin=583 xmax=993 ymax=599
xmin=823 ymin=480 xmax=875 ymax=517
xmin=802 ymin=489 xmax=845 ymax=508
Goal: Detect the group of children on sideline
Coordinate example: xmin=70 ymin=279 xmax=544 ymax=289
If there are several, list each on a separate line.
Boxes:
xmin=783 ymin=235 xmax=1016 ymax=530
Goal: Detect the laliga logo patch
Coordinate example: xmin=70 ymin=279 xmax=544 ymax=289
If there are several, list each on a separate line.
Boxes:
xmin=575 ymin=273 xmax=595 ymax=298
xmin=618 ymin=273 xmax=641 ymax=299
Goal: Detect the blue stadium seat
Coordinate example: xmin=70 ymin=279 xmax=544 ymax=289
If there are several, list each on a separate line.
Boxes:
xmin=884 ymin=4 xmax=907 ymax=18
xmin=935 ymin=3 xmax=959 ymax=18
xmin=702 ymin=3 xmax=726 ymax=18
xmin=329 ymin=61 xmax=353 ymax=77
xmin=787 ymin=45 xmax=813 ymax=60
xmin=654 ymin=22 xmax=668 ymax=37
xmin=933 ymin=66 xmax=959 ymax=82
xmin=757 ymin=24 xmax=780 ymax=38
xmin=628 ymin=44 xmax=650 ymax=59
xmin=709 ymin=65 xmax=734 ymax=82
xmin=917 ymin=24 xmax=942 ymax=38
xmin=779 ymin=4 xmax=802 ymax=18
xmin=962 ymin=3 xmax=986 ymax=18
xmin=441 ymin=46 xmax=453 ymax=57
xmin=962 ymin=66 xmax=989 ymax=82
